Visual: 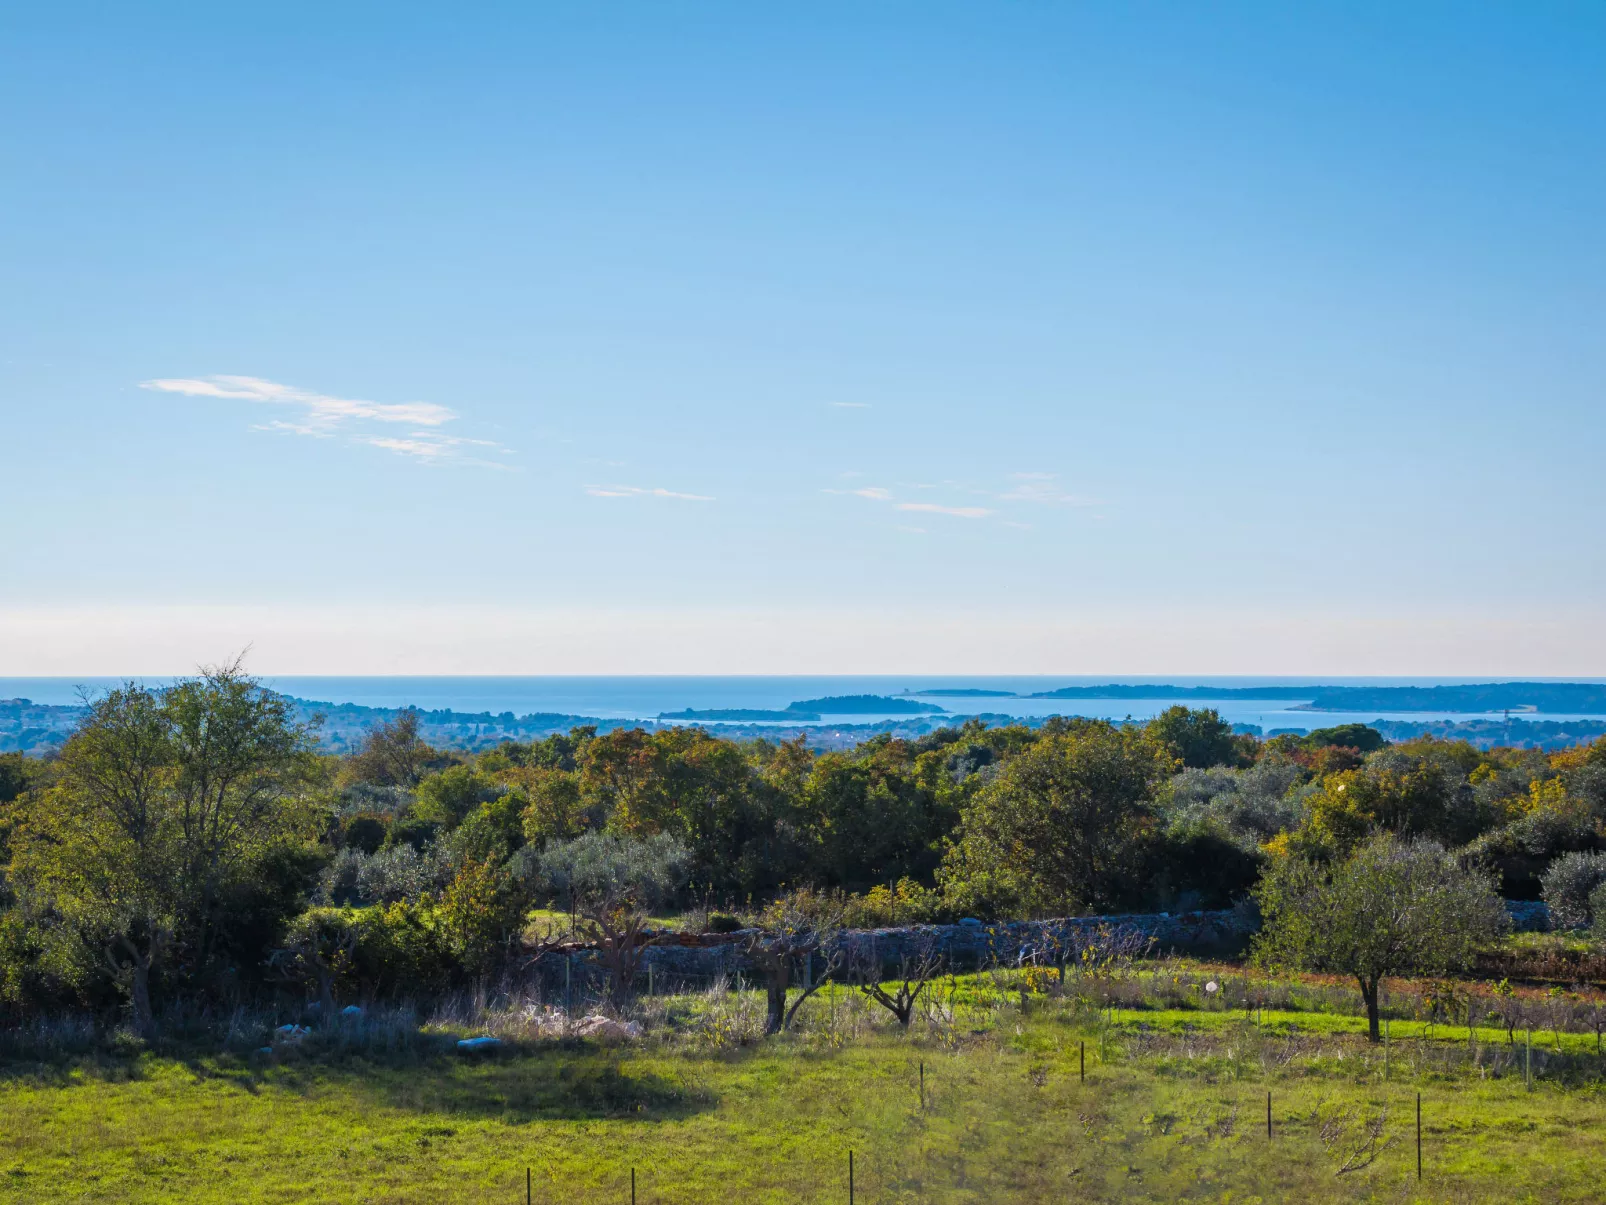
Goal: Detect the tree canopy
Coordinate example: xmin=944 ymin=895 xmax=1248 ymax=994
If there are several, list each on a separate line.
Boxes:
xmin=1253 ymin=833 xmax=1509 ymax=1040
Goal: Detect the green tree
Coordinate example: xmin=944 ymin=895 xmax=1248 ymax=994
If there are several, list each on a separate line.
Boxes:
xmin=579 ymin=727 xmax=795 ymax=895
xmin=438 ymin=857 xmax=525 ymax=988
xmin=938 ymin=721 xmax=1173 ymax=917
xmin=798 ymin=740 xmax=948 ymax=893
xmin=517 ymin=768 xmax=594 ymax=847
xmin=0 ymin=752 xmax=36 ymax=805
xmin=1147 ymin=706 xmax=1238 ymax=769
xmin=7 ymin=665 xmax=316 ymax=1035
xmin=347 ymin=710 xmax=436 ymax=787
xmin=1253 ymin=833 xmax=1509 ymax=1041
xmin=1303 ymin=723 xmax=1386 ymax=753
xmin=413 ymin=764 xmax=502 ymax=827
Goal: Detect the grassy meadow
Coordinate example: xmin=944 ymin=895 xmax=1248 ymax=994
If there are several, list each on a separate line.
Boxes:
xmin=5 ymin=959 xmax=1606 ymax=1204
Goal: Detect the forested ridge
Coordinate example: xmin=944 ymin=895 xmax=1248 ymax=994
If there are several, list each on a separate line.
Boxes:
xmin=3 ymin=667 xmax=1606 ymax=1033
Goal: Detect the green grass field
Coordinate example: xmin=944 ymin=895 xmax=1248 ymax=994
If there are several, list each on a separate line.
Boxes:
xmin=5 ymin=970 xmax=1606 ymax=1203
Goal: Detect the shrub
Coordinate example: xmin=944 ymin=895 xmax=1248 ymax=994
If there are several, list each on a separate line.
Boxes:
xmin=270 ymin=907 xmax=361 ymax=1013
xmin=316 ymin=848 xmax=366 ymax=905
xmin=441 ymin=791 xmax=527 ymax=867
xmin=349 ymin=901 xmax=455 ymax=997
xmin=526 ymin=832 xmax=692 ymax=911
xmin=359 ymin=843 xmax=451 ymax=904
xmin=1589 ymin=882 xmax=1606 ymax=943
xmin=341 ymin=813 xmax=389 ymax=855
xmin=840 ymin=879 xmax=947 ymax=928
xmin=439 ymin=858 xmax=527 ymax=982
xmin=413 ymin=765 xmax=503 ymax=827
xmin=384 ymin=815 xmax=441 ymax=853
xmin=1541 ymin=850 xmax=1606 ymax=929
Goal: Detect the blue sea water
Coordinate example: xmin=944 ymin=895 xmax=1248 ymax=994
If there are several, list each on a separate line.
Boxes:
xmin=5 ymin=675 xmax=1606 ymax=733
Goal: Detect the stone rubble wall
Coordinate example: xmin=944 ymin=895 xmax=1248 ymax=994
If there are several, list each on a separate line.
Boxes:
xmin=535 ymin=898 xmax=1551 ymax=991
xmin=538 ymin=907 xmax=1259 ymax=988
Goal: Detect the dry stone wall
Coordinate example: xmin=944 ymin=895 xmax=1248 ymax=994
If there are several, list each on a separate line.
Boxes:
xmin=537 ymin=899 xmax=1550 ymax=992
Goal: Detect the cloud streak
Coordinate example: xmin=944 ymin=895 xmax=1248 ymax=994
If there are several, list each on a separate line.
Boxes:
xmin=586 ymin=484 xmax=714 ymax=502
xmin=895 ymin=502 xmax=994 ymax=518
xmin=831 ymin=483 xmax=995 ymax=520
xmin=141 ymin=374 xmax=510 ymax=465
xmin=1000 ymin=472 xmax=1100 ymax=506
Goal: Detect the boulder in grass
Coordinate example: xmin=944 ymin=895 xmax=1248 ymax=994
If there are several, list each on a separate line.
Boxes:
xmin=340 ymin=1005 xmax=366 ymax=1019
xmin=273 ymin=1024 xmax=311 ymax=1046
xmin=456 ymin=1035 xmax=504 ymax=1053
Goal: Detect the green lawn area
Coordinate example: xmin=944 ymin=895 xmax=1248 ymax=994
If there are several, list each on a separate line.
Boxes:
xmin=6 ymin=973 xmax=1606 ymax=1203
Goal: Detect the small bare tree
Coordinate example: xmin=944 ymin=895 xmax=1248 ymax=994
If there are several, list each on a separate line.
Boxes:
xmin=529 ymin=832 xmax=691 ymax=1013
xmin=580 ymin=897 xmax=653 ymax=1012
xmin=853 ymin=932 xmax=944 ymax=1030
xmin=743 ymin=894 xmax=844 ymax=1034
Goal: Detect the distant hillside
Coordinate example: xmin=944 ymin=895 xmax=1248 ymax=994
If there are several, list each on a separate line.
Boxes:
xmin=788 ymin=695 xmax=947 ymax=715
xmin=1299 ymin=683 xmax=1606 ymax=713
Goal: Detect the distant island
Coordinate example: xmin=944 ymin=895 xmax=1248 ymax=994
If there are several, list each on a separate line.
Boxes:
xmin=788 ymin=695 xmax=947 ymax=715
xmin=1029 ymin=684 xmax=1318 ymax=700
xmin=659 ymin=708 xmax=821 ymax=722
xmin=909 ymin=688 xmax=1018 ymax=698
xmin=1296 ymin=683 xmax=1606 ymax=713
xmin=1024 ymin=682 xmax=1606 ymax=714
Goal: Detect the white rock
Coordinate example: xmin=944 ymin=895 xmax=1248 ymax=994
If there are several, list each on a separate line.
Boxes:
xmin=573 ymin=1015 xmax=643 ymax=1041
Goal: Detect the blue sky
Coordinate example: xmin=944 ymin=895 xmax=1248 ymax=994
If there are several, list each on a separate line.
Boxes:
xmin=2 ymin=3 xmax=1603 ymax=674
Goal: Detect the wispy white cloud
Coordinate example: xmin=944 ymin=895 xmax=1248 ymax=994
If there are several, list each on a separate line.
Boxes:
xmin=832 ymin=483 xmax=992 ymax=519
xmin=895 ymin=502 xmax=994 ymax=519
xmin=1000 ymin=472 xmax=1100 ymax=506
xmin=141 ymin=374 xmax=510 ymax=466
xmin=354 ymin=433 xmax=513 ymax=467
xmin=586 ymin=484 xmax=714 ymax=502
xmin=143 ymin=375 xmax=454 ymax=429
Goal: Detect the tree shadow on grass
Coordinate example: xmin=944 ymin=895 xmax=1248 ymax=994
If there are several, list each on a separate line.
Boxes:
xmin=277 ymin=1043 xmax=714 ymax=1123
xmin=1 ymin=1037 xmax=711 ymax=1124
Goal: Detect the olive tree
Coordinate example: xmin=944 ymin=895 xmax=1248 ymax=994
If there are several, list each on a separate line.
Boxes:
xmin=1253 ymin=833 xmax=1509 ymax=1041
xmin=1540 ymin=850 xmax=1606 ymax=930
xmin=742 ymin=892 xmax=844 ymax=1034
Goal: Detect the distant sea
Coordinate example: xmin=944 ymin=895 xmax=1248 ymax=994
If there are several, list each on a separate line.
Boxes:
xmin=6 ymin=676 xmax=1606 ymax=733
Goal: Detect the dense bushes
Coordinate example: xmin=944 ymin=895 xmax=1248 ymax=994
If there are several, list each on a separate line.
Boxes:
xmin=8 ymin=673 xmax=1606 ymax=1027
